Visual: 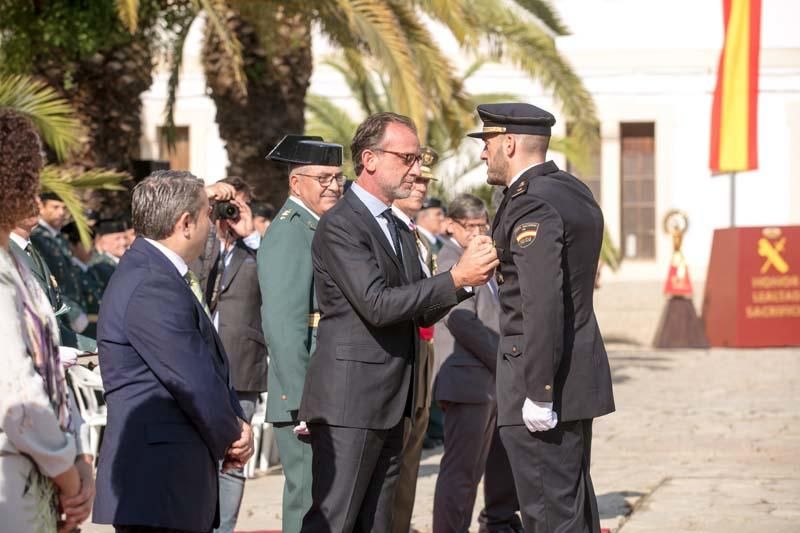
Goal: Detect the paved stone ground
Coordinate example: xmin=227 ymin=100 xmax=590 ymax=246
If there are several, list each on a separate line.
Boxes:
xmin=83 ymin=344 xmax=800 ymax=532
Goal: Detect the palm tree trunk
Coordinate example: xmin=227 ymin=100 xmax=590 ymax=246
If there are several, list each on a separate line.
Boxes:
xmin=33 ymin=37 xmax=155 ymax=218
xmin=202 ymin=5 xmax=312 ymax=206
xmin=34 ymin=38 xmax=154 ymax=171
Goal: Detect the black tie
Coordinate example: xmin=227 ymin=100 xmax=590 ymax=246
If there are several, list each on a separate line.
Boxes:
xmin=381 ymin=209 xmax=405 ymax=264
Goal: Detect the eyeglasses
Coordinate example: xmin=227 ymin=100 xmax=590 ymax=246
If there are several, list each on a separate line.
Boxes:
xmin=372 ymin=148 xmax=422 ymax=167
xmin=295 ymin=172 xmax=346 ymax=188
xmin=453 ymin=220 xmax=490 ymax=233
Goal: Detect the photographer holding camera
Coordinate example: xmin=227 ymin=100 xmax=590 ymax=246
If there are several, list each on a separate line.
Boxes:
xmin=190 ymin=176 xmax=268 ymax=533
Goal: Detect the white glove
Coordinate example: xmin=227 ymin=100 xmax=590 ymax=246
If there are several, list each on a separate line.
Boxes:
xmin=522 ymin=398 xmax=558 ymax=432
xmin=58 ymin=346 xmax=81 ymax=369
xmin=293 ymin=421 xmax=310 ymax=436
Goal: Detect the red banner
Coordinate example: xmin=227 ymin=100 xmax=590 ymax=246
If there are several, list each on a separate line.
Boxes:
xmin=703 ymin=226 xmax=800 ymax=347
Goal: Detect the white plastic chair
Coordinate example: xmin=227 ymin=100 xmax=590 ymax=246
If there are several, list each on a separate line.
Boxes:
xmin=246 ymin=391 xmax=271 ymax=478
xmin=68 ymin=364 xmax=107 ymax=457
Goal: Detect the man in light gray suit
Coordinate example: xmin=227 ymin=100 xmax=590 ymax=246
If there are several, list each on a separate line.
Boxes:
xmin=433 ymin=194 xmax=522 ymax=533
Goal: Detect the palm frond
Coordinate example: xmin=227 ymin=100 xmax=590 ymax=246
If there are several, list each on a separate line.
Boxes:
xmin=317 ymin=0 xmax=426 ymax=132
xmin=466 ymin=0 xmax=599 ymax=151
xmin=162 ymin=13 xmax=197 ymax=151
xmin=115 ymin=0 xmax=140 ymax=33
xmin=39 ymin=166 xmax=128 ymax=248
xmin=194 ymin=0 xmax=247 ymax=96
xmin=601 ymin=227 xmax=622 ymax=271
xmin=321 ymin=53 xmax=383 ymax=115
xmin=0 ymin=75 xmax=81 ymax=161
xmin=386 ymin=0 xmax=474 ymax=144
xmin=548 ymin=135 xmax=589 ymax=172
xmin=412 ymin=0 xmax=474 ymax=44
xmin=304 ymin=93 xmax=358 ymax=176
xmin=511 ymin=0 xmax=570 ymax=35
xmin=462 ymin=57 xmax=488 ymax=81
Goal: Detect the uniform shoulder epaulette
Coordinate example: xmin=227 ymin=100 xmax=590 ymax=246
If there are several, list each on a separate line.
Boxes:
xmin=278 ymin=207 xmax=295 ymax=221
xmin=511 ymin=179 xmax=529 ymax=198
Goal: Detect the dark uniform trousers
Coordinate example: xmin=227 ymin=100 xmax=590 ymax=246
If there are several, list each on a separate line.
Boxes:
xmin=391 ymin=339 xmax=434 ymax=533
xmin=499 ymin=420 xmax=598 ymax=533
xmin=478 ymin=426 xmax=522 ymax=532
xmin=433 ymin=403 xmax=521 ymax=533
xmin=304 ymin=420 xmax=406 ymax=533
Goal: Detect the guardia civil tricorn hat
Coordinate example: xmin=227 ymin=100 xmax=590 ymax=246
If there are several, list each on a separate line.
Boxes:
xmin=467 ymin=103 xmax=556 ymax=138
xmin=266 ymin=134 xmax=343 ymax=166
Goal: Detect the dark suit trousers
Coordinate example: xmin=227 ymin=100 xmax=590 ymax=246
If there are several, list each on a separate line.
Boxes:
xmin=433 ymin=401 xmax=495 ymax=532
xmin=499 ymin=420 xmax=600 ymax=533
xmin=391 ymin=340 xmax=433 ymax=533
xmin=301 ymin=420 xmax=405 ymax=533
xmin=478 ymin=425 xmax=522 ymax=532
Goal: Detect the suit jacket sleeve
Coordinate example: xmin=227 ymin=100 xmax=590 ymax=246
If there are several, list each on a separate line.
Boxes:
xmin=509 ymin=196 xmax=564 ymax=403
xmin=437 ymin=247 xmax=498 ymax=373
xmin=259 ymin=221 xmax=313 ymax=415
xmin=124 ymin=275 xmax=242 ymax=460
xmin=315 ymin=215 xmax=460 ymax=328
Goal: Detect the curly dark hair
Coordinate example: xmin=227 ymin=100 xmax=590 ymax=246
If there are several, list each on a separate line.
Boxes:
xmin=0 ymin=109 xmax=42 ymax=230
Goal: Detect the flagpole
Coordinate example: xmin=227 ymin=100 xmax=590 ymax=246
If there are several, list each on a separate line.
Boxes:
xmin=730 ymin=171 xmax=737 ymax=227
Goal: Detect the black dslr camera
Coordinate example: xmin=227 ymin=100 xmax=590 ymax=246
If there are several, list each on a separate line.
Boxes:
xmin=213 ymin=201 xmax=240 ymax=220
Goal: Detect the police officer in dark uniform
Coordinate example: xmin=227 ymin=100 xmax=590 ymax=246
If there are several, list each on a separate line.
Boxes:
xmin=468 ymin=103 xmax=615 ymax=532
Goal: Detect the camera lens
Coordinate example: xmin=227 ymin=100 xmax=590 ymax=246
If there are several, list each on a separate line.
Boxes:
xmin=215 ymin=201 xmax=240 ymax=220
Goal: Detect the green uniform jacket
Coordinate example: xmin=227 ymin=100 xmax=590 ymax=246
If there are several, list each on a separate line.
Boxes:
xmin=30 ymin=225 xmax=87 ymax=326
xmin=9 ymin=239 xmax=96 ymax=351
xmin=259 ymin=198 xmax=319 ymax=424
xmin=88 ymin=251 xmax=117 ymax=292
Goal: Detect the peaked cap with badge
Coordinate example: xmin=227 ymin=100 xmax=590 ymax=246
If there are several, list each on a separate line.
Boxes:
xmin=259 ymin=133 xmax=343 ymax=532
xmin=419 ymin=146 xmax=439 ymax=180
xmin=476 ymin=102 xmax=614 ymax=532
xmin=468 ymin=103 xmax=555 ymax=138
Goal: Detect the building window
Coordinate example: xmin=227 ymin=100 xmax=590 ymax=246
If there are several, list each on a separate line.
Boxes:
xmin=620 ymin=122 xmax=656 ymax=259
xmin=566 ymin=124 xmax=601 ymax=203
xmin=158 ymin=126 xmax=190 ymax=171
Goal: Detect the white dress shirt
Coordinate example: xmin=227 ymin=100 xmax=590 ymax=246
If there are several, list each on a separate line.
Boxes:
xmin=144 ymin=238 xmax=188 ymax=277
xmin=9 ymin=232 xmax=29 ymax=251
xmin=508 ymin=161 xmax=546 ymax=188
xmin=350 ymin=182 xmax=397 ymax=254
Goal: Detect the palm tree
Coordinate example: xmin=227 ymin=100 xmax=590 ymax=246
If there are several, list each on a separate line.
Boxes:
xmin=2 ymin=0 xmax=597 ymax=209
xmin=194 ymin=0 xmax=598 ymax=206
xmin=0 ymin=75 xmax=128 ymax=247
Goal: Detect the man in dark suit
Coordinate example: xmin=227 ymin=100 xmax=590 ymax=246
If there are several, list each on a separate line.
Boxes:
xmin=93 ymin=171 xmax=254 ymax=533
xmin=191 ymin=176 xmax=268 ymax=533
xmin=298 ymin=112 xmax=499 ymax=533
xmin=470 ymin=103 xmax=615 ymax=532
xmin=432 ymin=194 xmax=522 ymax=533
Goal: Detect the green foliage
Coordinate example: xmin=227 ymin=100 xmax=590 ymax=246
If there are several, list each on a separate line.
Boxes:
xmin=40 ymin=166 xmax=129 ymax=248
xmin=0 ymin=75 xmax=82 ymax=161
xmin=0 ymin=0 xmax=136 ymax=74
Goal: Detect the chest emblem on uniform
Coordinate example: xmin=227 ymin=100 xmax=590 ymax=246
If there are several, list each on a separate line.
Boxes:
xmin=514 ymin=222 xmax=539 ymax=248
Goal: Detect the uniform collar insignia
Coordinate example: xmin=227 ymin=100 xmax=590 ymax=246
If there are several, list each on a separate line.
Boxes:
xmin=511 ymin=179 xmax=528 ymax=198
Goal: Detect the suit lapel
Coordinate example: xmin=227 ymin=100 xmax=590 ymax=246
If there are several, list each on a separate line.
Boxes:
xmin=345 ymin=191 xmax=405 ymax=275
xmin=220 ymin=243 xmax=247 ymax=292
xmin=135 ymin=238 xmax=227 ymax=366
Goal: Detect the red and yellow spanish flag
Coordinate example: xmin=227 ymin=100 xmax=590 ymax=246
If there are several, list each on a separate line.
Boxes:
xmin=709 ymin=0 xmax=762 ymax=173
